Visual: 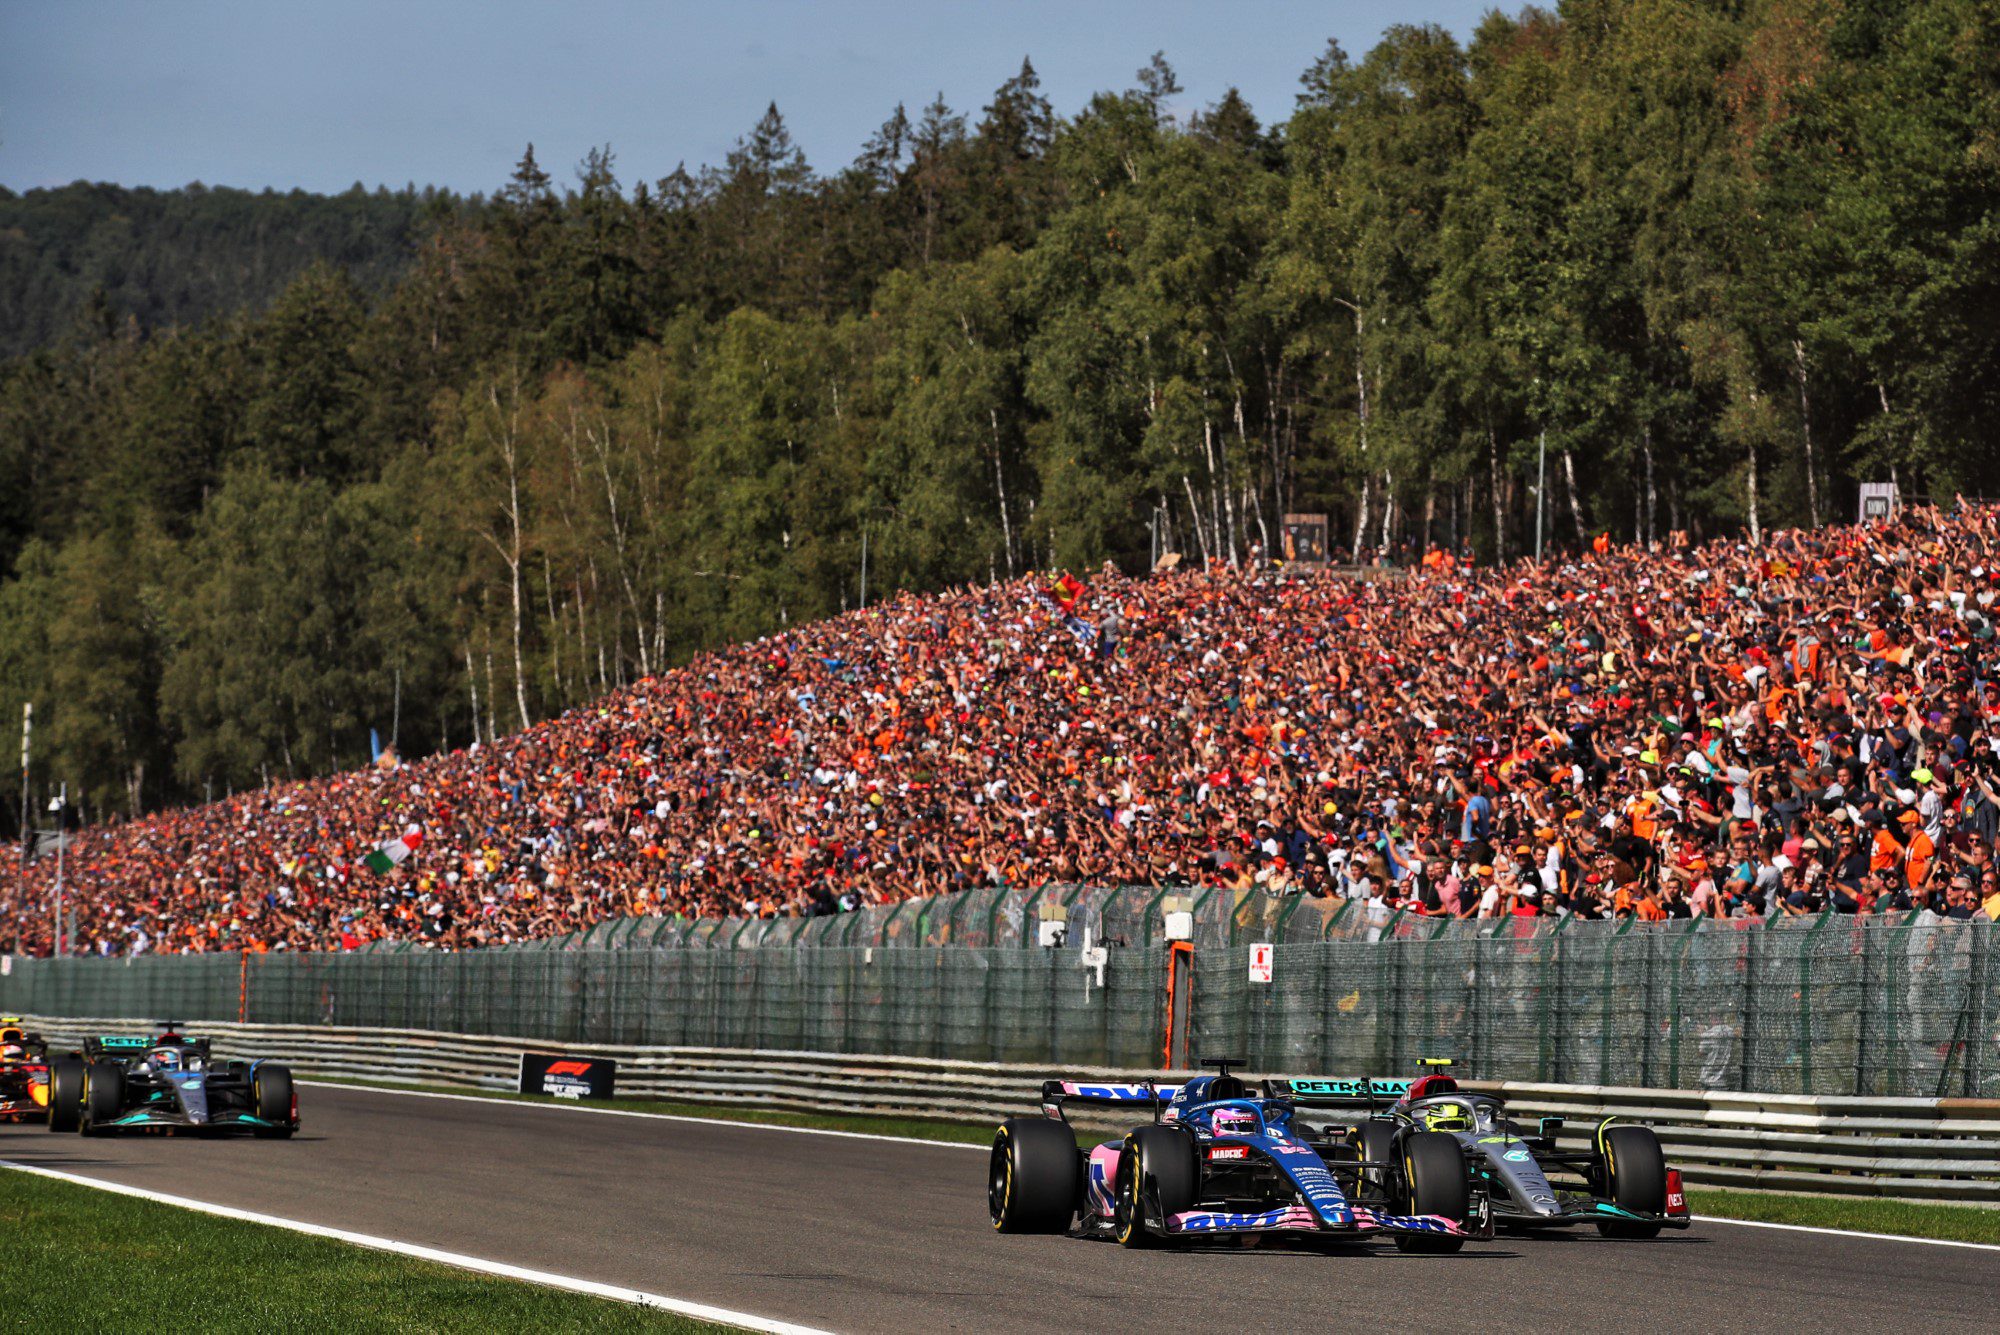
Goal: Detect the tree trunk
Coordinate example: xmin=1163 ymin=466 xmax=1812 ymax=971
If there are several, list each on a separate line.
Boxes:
xmin=1563 ymin=450 xmax=1587 ymax=544
xmin=1337 ymin=299 xmax=1370 ymax=560
xmin=1794 ymin=339 xmax=1820 ymax=527
xmin=989 ymin=407 xmax=1015 ymax=576
xmin=483 ymin=645 xmax=498 ymax=744
xmin=1488 ymin=426 xmax=1506 ymax=563
xmin=464 ymin=641 xmax=482 ymax=747
xmin=1182 ymin=475 xmax=1213 ymax=566
xmin=1745 ymin=425 xmax=1762 ymax=546
xmin=1641 ymin=425 xmax=1657 ymax=546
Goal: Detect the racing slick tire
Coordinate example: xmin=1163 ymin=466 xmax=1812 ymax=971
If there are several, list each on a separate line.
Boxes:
xmin=1355 ymin=1119 xmax=1400 ymax=1202
xmin=46 ymin=1058 xmax=84 ymax=1132
xmin=79 ymin=1062 xmax=125 ymax=1137
xmin=252 ymin=1064 xmax=296 ymax=1138
xmin=1392 ymin=1131 xmax=1470 ymax=1254
xmin=1114 ymin=1125 xmax=1198 ymax=1248
xmin=989 ymin=1119 xmax=1079 ymax=1233
xmin=1595 ymin=1125 xmax=1666 ymax=1239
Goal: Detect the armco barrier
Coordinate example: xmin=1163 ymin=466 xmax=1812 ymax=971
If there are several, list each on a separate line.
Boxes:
xmin=20 ymin=1016 xmax=1999 ymax=1203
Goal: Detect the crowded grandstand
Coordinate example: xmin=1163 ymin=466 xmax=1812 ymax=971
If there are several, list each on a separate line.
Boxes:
xmin=6 ymin=503 xmax=2000 ymax=956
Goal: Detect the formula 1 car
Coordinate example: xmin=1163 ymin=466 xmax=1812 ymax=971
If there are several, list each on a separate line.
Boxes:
xmin=990 ymin=1058 xmax=1489 ymax=1252
xmin=1314 ymin=1059 xmax=1691 ymax=1238
xmin=47 ymin=1025 xmax=298 ymax=1138
xmin=0 ymin=1017 xmax=53 ymax=1123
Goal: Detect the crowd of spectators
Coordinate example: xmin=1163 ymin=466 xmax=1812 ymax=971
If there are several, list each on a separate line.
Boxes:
xmin=7 ymin=502 xmax=2000 ymax=955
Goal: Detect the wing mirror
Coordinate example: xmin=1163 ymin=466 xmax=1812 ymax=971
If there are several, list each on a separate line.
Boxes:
xmin=1538 ymin=1116 xmax=1565 ymax=1139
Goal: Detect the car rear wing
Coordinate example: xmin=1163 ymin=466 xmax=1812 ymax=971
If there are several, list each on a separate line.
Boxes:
xmin=1039 ymin=1079 xmax=1183 ymax=1123
xmin=1263 ymin=1076 xmax=1413 ymax=1111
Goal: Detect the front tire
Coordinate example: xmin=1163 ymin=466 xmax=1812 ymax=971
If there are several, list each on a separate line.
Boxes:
xmin=46 ymin=1059 xmax=84 ymax=1132
xmin=1392 ymin=1130 xmax=1470 ymax=1254
xmin=989 ymin=1119 xmax=1079 ymax=1233
xmin=1114 ymin=1125 xmax=1198 ymax=1248
xmin=252 ymin=1064 xmax=296 ymax=1138
xmin=1595 ymin=1125 xmax=1666 ymax=1238
xmin=79 ymin=1062 xmax=124 ymax=1137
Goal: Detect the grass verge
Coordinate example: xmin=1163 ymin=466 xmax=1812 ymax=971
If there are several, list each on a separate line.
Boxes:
xmin=1686 ymin=1187 xmax=2000 ymax=1246
xmin=0 ymin=1166 xmax=726 ymax=1331
xmin=312 ymin=1075 xmax=2000 ymax=1247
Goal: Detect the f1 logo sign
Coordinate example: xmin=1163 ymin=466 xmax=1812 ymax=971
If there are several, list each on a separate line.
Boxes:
xmin=546 ymin=1061 xmax=593 ymax=1077
xmin=1248 ymin=942 xmax=1274 ymax=984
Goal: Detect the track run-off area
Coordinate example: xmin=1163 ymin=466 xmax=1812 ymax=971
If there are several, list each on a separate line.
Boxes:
xmin=2 ymin=1082 xmax=1993 ymax=1334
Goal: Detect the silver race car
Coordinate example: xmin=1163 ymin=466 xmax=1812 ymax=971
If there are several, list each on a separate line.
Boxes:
xmin=1323 ymin=1060 xmax=1691 ymax=1238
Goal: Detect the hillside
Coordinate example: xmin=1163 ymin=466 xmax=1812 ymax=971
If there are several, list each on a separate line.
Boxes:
xmin=2 ymin=502 xmax=1994 ymax=953
xmin=0 ymin=181 xmax=451 ymax=355
xmin=1 ymin=2 xmax=1996 ymax=830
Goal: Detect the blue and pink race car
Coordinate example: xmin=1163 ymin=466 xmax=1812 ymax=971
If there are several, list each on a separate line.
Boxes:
xmin=989 ymin=1059 xmax=1491 ymax=1252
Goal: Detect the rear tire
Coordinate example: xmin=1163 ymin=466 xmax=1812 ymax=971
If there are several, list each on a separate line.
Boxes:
xmin=989 ymin=1119 xmax=1078 ymax=1233
xmin=252 ymin=1064 xmax=296 ymax=1138
xmin=1392 ymin=1131 xmax=1469 ymax=1254
xmin=1114 ymin=1125 xmax=1198 ymax=1248
xmin=1595 ymin=1125 xmax=1666 ymax=1239
xmin=46 ymin=1059 xmax=83 ymax=1132
xmin=79 ymin=1062 xmax=124 ymax=1137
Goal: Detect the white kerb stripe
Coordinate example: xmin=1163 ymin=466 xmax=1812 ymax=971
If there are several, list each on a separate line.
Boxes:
xmin=0 ymin=1158 xmax=832 ymax=1335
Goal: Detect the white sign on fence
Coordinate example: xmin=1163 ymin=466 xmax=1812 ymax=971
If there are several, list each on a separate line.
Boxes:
xmin=1248 ymin=942 xmax=1274 ymax=984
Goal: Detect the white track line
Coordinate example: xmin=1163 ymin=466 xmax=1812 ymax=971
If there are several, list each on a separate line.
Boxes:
xmin=305 ymin=1079 xmax=2000 ymax=1254
xmin=0 ymin=1157 xmax=830 ymax=1334
xmin=1688 ymin=1213 xmax=2000 ymax=1252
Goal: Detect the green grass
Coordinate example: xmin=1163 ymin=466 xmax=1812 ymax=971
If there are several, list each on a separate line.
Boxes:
xmin=1687 ymin=1187 xmax=2000 ymax=1246
xmin=313 ymin=1076 xmax=2000 ymax=1247
xmin=0 ymin=1168 xmax=727 ymax=1332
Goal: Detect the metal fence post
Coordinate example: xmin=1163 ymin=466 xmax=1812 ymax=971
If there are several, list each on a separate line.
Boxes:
xmin=1741 ymin=918 xmax=1764 ymax=1093
xmin=1969 ymin=924 xmax=1991 ymax=1097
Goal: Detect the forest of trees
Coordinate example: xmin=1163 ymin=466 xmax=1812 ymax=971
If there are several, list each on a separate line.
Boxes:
xmin=0 ymin=182 xmax=448 ymax=357
xmin=1 ymin=0 xmax=1995 ymax=831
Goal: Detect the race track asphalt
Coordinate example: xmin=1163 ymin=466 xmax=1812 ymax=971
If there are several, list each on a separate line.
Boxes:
xmin=0 ymin=1082 xmax=1990 ymax=1333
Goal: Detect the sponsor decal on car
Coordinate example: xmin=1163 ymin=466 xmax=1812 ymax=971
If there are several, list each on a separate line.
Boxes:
xmin=1208 ymin=1145 xmax=1249 ymax=1162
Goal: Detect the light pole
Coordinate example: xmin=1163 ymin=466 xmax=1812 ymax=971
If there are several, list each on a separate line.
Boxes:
xmin=1534 ymin=429 xmax=1547 ymax=563
xmin=49 ymin=784 xmax=65 ymax=957
xmin=17 ymin=702 xmax=28 ymax=871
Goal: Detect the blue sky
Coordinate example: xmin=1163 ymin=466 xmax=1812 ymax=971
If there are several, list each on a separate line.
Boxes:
xmin=2 ymin=1 xmax=1495 ymax=196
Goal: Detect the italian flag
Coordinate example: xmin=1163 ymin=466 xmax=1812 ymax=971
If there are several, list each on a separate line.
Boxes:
xmin=362 ymin=826 xmax=423 ymax=874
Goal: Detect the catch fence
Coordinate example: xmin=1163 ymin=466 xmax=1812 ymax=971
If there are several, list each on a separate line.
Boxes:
xmin=1 ymin=899 xmax=1993 ymax=1099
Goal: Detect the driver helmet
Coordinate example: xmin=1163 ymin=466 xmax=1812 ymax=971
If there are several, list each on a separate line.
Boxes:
xmin=1209 ymin=1107 xmax=1256 ymax=1134
xmin=0 ymin=1044 xmax=23 ymax=1063
xmin=151 ymin=1047 xmax=182 ymax=1072
xmin=1421 ymin=1102 xmax=1472 ymax=1133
